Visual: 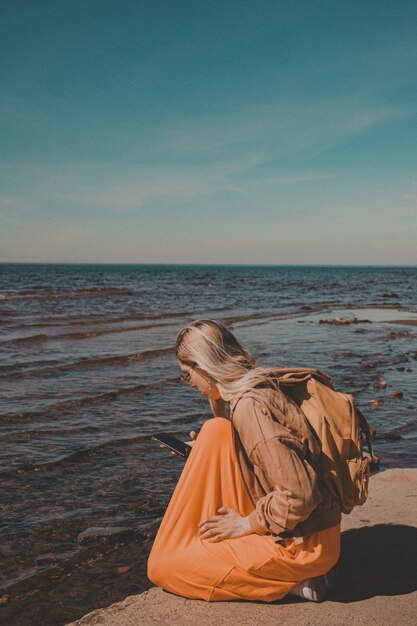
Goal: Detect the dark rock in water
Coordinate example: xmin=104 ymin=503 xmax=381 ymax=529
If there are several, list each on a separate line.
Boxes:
xmin=373 ymin=380 xmax=387 ymax=389
xmin=371 ymin=399 xmax=384 ymax=408
xmin=0 ymin=595 xmax=10 ymax=606
xmin=362 ymin=362 xmax=376 ymax=369
xmin=392 ymin=390 xmax=404 ymax=399
xmin=319 ymin=317 xmax=372 ymax=326
xmin=35 ymin=553 xmax=58 ymax=566
xmin=77 ymin=527 xmax=135 ymax=545
xmin=396 ymin=367 xmax=405 ymax=372
xmin=300 ymin=305 xmax=313 ymax=310
xmin=380 ymin=292 xmax=399 ymax=298
xmin=386 ymin=432 xmax=402 ymax=441
xmin=387 ymin=330 xmax=411 ymax=340
xmin=393 ymin=355 xmax=410 ymax=364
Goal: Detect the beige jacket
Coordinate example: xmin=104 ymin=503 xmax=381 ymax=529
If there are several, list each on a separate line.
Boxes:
xmin=229 ymin=381 xmax=341 ymax=541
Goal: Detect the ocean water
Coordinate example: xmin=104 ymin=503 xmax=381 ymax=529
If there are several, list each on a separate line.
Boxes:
xmin=1 ymin=263 xmax=416 ymax=625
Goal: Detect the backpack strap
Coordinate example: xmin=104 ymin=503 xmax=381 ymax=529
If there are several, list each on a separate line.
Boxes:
xmin=273 ymin=368 xmax=334 ymax=389
xmin=356 ymin=407 xmax=380 ymax=472
xmin=229 ymin=368 xmax=333 ymax=419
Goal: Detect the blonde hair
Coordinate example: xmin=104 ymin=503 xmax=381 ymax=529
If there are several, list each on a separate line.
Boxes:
xmin=175 ymin=319 xmax=281 ymax=404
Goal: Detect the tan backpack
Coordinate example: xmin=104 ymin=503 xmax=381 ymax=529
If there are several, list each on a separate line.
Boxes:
xmin=275 ymin=368 xmax=380 ymax=514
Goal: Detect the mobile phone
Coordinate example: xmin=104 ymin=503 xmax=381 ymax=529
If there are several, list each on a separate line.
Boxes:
xmin=151 ymin=433 xmax=192 ymax=458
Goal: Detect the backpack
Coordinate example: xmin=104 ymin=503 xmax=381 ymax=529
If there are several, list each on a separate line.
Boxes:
xmin=274 ymin=368 xmax=380 ymax=515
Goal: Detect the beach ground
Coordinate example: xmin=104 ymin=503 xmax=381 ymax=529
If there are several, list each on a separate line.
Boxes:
xmin=66 ymin=468 xmax=417 ymax=626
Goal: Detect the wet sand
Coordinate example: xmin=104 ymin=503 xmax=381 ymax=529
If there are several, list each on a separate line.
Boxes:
xmin=66 ymin=468 xmax=417 ymax=626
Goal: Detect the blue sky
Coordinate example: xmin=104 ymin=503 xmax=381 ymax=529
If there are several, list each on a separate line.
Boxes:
xmin=1 ymin=0 xmax=416 ymax=264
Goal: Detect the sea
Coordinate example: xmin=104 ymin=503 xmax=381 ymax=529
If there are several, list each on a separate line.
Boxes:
xmin=1 ymin=263 xmax=416 ymax=625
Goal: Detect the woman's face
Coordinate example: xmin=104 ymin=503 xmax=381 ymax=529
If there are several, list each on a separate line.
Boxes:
xmin=178 ymin=362 xmax=221 ymax=400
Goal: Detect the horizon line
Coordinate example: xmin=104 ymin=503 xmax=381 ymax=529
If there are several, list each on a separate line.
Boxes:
xmin=1 ymin=262 xmax=417 ymax=268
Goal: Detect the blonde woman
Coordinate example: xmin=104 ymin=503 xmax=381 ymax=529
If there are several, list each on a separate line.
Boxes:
xmin=147 ymin=319 xmax=340 ymax=602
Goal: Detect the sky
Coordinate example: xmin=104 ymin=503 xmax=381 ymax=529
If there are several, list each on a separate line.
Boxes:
xmin=1 ymin=0 xmax=416 ymax=264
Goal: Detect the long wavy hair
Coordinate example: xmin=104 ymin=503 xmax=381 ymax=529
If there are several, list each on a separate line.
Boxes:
xmin=175 ymin=319 xmax=281 ymax=405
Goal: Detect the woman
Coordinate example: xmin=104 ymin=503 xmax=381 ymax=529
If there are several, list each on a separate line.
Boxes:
xmin=147 ymin=319 xmax=341 ymax=603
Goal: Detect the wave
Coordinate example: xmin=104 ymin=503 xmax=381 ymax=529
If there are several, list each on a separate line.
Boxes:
xmin=376 ymin=416 xmax=417 ymax=441
xmin=0 ymin=359 xmax=60 ymax=375
xmin=5 ymin=303 xmax=414 ymax=346
xmin=0 ymin=287 xmax=137 ymax=302
xmin=220 ymin=306 xmax=327 ymax=327
xmin=6 ymin=333 xmax=50 ymax=344
xmin=1 ymin=434 xmax=152 ymax=477
xmin=389 ymin=416 xmax=417 ymax=434
xmin=2 ymin=306 xmax=234 ymax=331
xmin=228 ymin=303 xmax=417 ymax=328
xmin=4 ymin=311 xmax=188 ymax=330
xmin=1 ymin=306 xmax=236 ymax=345
xmin=1 ymin=321 xmax=177 ymax=346
xmin=0 ymin=377 xmax=178 ymax=425
xmin=0 ymin=346 xmax=173 ymax=380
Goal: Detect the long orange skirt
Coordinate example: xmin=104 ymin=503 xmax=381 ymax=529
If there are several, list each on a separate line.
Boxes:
xmin=147 ymin=417 xmax=340 ymax=602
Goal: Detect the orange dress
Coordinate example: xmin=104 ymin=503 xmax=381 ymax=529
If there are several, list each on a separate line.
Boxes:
xmin=147 ymin=417 xmax=340 ymax=602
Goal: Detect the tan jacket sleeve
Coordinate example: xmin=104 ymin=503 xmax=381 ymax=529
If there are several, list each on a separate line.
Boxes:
xmin=248 ymin=436 xmax=323 ymax=535
xmin=233 ymin=395 xmax=323 ymax=536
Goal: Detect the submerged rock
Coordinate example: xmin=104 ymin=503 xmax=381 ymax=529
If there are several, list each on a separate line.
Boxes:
xmin=371 ymin=399 xmax=384 ymax=408
xmin=392 ymin=390 xmax=404 ymax=399
xmin=386 ymin=432 xmax=402 ymax=441
xmin=362 ymin=362 xmax=376 ymax=369
xmin=77 ymin=527 xmax=135 ymax=545
xmin=373 ymin=380 xmax=388 ymax=389
xmin=319 ymin=317 xmax=372 ymax=325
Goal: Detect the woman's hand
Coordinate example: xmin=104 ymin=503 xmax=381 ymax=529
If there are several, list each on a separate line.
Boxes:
xmin=198 ymin=507 xmax=253 ymax=542
xmin=186 ymin=430 xmax=198 ymax=447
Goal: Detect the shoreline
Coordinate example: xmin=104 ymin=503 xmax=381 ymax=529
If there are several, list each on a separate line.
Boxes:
xmin=1 ymin=264 xmax=416 ymax=625
xmin=66 ymin=468 xmax=417 ymax=626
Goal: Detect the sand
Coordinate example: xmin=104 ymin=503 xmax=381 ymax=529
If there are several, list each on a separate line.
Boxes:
xmin=66 ymin=468 xmax=417 ymax=626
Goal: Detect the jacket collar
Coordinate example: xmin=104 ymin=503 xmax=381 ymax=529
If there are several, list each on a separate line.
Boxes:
xmin=229 ymin=393 xmax=251 ymax=416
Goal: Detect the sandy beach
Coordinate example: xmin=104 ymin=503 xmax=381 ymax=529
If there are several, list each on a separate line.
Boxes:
xmin=65 ymin=468 xmax=417 ymax=626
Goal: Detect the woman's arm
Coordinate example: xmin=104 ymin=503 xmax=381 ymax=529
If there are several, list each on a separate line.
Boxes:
xmin=247 ymin=436 xmax=322 ymax=535
xmin=233 ymin=396 xmax=322 ymax=536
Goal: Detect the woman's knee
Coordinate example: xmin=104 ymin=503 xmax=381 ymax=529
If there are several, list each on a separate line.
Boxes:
xmin=147 ymin=549 xmax=186 ymax=590
xmin=147 ymin=550 xmax=165 ymax=586
xmin=200 ymin=416 xmax=230 ymax=437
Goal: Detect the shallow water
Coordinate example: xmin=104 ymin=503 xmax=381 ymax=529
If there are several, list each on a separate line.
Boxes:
xmin=1 ymin=264 xmax=416 ymax=625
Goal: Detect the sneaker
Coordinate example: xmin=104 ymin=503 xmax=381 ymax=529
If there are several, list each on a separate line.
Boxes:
xmin=288 ymin=561 xmax=340 ymax=602
xmin=288 ymin=575 xmax=327 ymax=602
xmin=323 ymin=561 xmax=340 ymax=590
